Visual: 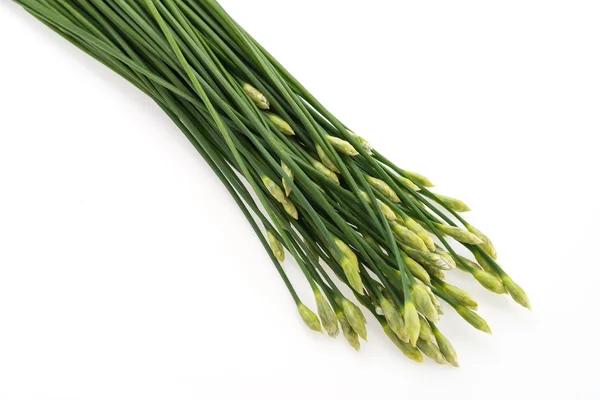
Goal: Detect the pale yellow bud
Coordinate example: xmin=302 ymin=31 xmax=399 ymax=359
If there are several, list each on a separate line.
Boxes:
xmin=405 ymin=217 xmax=435 ymax=252
xmin=383 ymin=322 xmax=423 ymax=363
xmin=403 ymin=301 xmax=421 ymax=346
xmin=418 ymin=315 xmax=434 ymax=342
xmin=473 ymin=269 xmax=507 ymax=294
xmin=401 ymin=253 xmax=431 ymax=284
xmin=297 ymin=303 xmax=322 ymax=332
xmin=432 ymin=327 xmax=459 ymax=367
xmin=282 ymin=198 xmax=298 ymax=220
xmin=466 ymin=224 xmax=497 ymax=259
xmin=366 ymin=176 xmax=400 ymax=203
xmin=262 ymin=176 xmax=286 ymax=203
xmin=434 ymin=223 xmax=484 ymax=245
xmin=311 ymin=159 xmax=339 ymax=184
xmin=342 ymin=299 xmax=367 ymax=340
xmin=337 ymin=310 xmax=360 ymax=350
xmin=435 ymin=194 xmax=471 ymax=212
xmin=417 ymin=338 xmax=446 ymax=365
xmin=381 ymin=298 xmax=408 ymax=342
xmin=501 ymin=275 xmax=531 ymax=310
xmin=266 ymin=112 xmax=295 ymax=136
xmin=326 ymin=136 xmax=359 ymax=156
xmin=403 ymin=170 xmax=434 ymax=188
xmin=412 ymin=282 xmax=440 ymax=322
xmin=456 ymin=306 xmax=492 ymax=334
xmin=316 ymin=144 xmax=339 ymax=173
xmin=266 ymin=230 xmax=285 ymax=262
xmin=440 ymin=282 xmax=478 ymax=309
xmin=243 ymin=83 xmax=269 ymax=109
xmin=392 ymin=222 xmax=428 ymax=252
xmin=315 ymin=290 xmax=339 ymax=336
xmin=399 ymin=176 xmax=420 ymax=192
xmin=281 ymin=162 xmax=294 ymax=197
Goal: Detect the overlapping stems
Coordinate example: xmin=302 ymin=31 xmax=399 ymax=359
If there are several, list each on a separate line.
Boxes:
xmin=14 ymin=0 xmax=530 ymax=365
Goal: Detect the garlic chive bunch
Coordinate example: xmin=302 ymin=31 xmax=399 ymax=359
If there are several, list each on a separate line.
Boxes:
xmin=12 ymin=0 xmax=530 ymax=365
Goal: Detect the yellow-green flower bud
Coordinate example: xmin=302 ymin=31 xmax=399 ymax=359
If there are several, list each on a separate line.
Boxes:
xmin=473 ymin=269 xmax=507 ymax=294
xmin=311 ymin=159 xmax=340 ymax=184
xmin=433 ymin=223 xmax=484 ymax=245
xmin=342 ymin=299 xmax=367 ymax=340
xmin=418 ymin=315 xmax=434 ymax=342
xmin=348 ymin=130 xmax=373 ymax=154
xmin=392 ymin=222 xmax=428 ymax=252
xmin=262 ymin=175 xmax=286 ymax=203
xmin=341 ymin=257 xmax=364 ymax=295
xmin=455 ymin=255 xmax=482 ymax=272
xmin=243 ymin=83 xmax=270 ymax=109
xmin=435 ymin=194 xmax=471 ymax=212
xmin=315 ymin=290 xmax=339 ymax=336
xmin=412 ymin=283 xmax=439 ymax=322
xmin=501 ymin=275 xmax=531 ymax=310
xmin=403 ymin=170 xmax=434 ymax=188
xmin=358 ymin=192 xmax=396 ymax=221
xmin=473 ymin=251 xmax=500 ymax=276
xmin=281 ymin=162 xmax=294 ymax=197
xmin=266 ymin=112 xmax=295 ymax=136
xmin=405 ymin=217 xmax=435 ymax=252
xmin=366 ymin=176 xmax=400 ymax=203
xmin=326 ymin=136 xmax=359 ymax=156
xmin=401 ymin=246 xmax=446 ymax=270
xmin=266 ymin=230 xmax=285 ymax=262
xmin=432 ymin=327 xmax=459 ymax=367
xmin=456 ymin=305 xmax=492 ymax=334
xmin=403 ymin=301 xmax=421 ymax=346
xmin=440 ymin=282 xmax=478 ymax=309
xmin=380 ymin=298 xmax=408 ymax=342
xmin=383 ymin=322 xmax=423 ymax=363
xmin=316 ymin=144 xmax=339 ymax=173
xmin=434 ymin=245 xmax=457 ymax=270
xmin=297 ymin=303 xmax=322 ymax=332
xmin=401 ymin=253 xmax=431 ymax=284
xmin=337 ymin=310 xmax=360 ymax=350
xmin=417 ymin=338 xmax=446 ymax=365
xmin=282 ymin=198 xmax=298 ymax=220
xmin=466 ymin=224 xmax=497 ymax=259
xmin=399 ymin=176 xmax=420 ymax=192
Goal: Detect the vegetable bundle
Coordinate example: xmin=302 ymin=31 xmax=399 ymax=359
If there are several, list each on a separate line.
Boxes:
xmin=13 ymin=0 xmax=530 ymax=365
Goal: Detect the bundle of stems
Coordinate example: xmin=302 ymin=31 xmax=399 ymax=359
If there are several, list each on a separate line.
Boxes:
xmin=12 ymin=0 xmax=530 ymax=365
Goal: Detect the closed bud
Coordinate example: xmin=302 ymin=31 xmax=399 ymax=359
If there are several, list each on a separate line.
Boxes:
xmin=412 ymin=283 xmax=440 ymax=322
xmin=455 ymin=255 xmax=482 ymax=272
xmin=282 ymin=198 xmax=299 ymax=220
xmin=405 ymin=217 xmax=435 ymax=252
xmin=403 ymin=170 xmax=434 ymax=188
xmin=366 ymin=176 xmax=400 ymax=203
xmin=439 ymin=282 xmax=478 ymax=309
xmin=401 ymin=253 xmax=431 ymax=284
xmin=432 ymin=326 xmax=459 ymax=367
xmin=434 ymin=245 xmax=457 ymax=269
xmin=337 ymin=310 xmax=360 ymax=350
xmin=243 ymin=83 xmax=269 ymax=109
xmin=474 ymin=251 xmax=500 ymax=276
xmin=434 ymin=223 xmax=484 ymax=245
xmin=399 ymin=176 xmax=420 ymax=192
xmin=316 ymin=144 xmax=340 ymax=173
xmin=456 ymin=306 xmax=492 ymax=334
xmin=297 ymin=303 xmax=322 ymax=332
xmin=342 ymin=299 xmax=367 ymax=340
xmin=281 ymin=162 xmax=294 ymax=196
xmin=403 ymin=301 xmax=421 ymax=346
xmin=473 ymin=269 xmax=507 ymax=294
xmin=380 ymin=298 xmax=408 ymax=342
xmin=315 ymin=290 xmax=339 ymax=336
xmin=341 ymin=257 xmax=364 ymax=294
xmin=466 ymin=224 xmax=497 ymax=259
xmin=266 ymin=230 xmax=285 ymax=262
xmin=266 ymin=112 xmax=295 ymax=136
xmin=326 ymin=136 xmax=359 ymax=156
xmin=418 ymin=315 xmax=434 ymax=342
xmin=348 ymin=130 xmax=373 ymax=154
xmin=383 ymin=322 xmax=423 ymax=363
xmin=417 ymin=338 xmax=446 ymax=365
xmin=434 ymin=194 xmax=471 ymax=212
xmin=311 ymin=159 xmax=340 ymax=184
xmin=392 ymin=222 xmax=428 ymax=252
xmin=501 ymin=275 xmax=531 ymax=310
xmin=262 ymin=175 xmax=286 ymax=203
xmin=401 ymin=245 xmax=446 ymax=270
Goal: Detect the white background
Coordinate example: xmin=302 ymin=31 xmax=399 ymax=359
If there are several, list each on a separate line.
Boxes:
xmin=1 ymin=1 xmax=599 ymax=399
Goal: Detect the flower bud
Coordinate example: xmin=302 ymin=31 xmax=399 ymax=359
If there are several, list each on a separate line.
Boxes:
xmin=412 ymin=283 xmax=439 ymax=322
xmin=266 ymin=230 xmax=285 ymax=262
xmin=311 ymin=159 xmax=339 ymax=184
xmin=455 ymin=255 xmax=482 ymax=272
xmin=297 ymin=303 xmax=322 ymax=332
xmin=434 ymin=194 xmax=471 ymax=212
xmin=326 ymin=136 xmax=359 ymax=156
xmin=399 ymin=176 xmax=420 ymax=192
xmin=341 ymin=257 xmax=364 ymax=295
xmin=262 ymin=175 xmax=286 ymax=203
xmin=417 ymin=338 xmax=446 ymax=364
xmin=266 ymin=112 xmax=295 ymax=136
xmin=337 ymin=310 xmax=360 ymax=350
xmin=474 ymin=251 xmax=500 ymax=276
xmin=381 ymin=298 xmax=408 ymax=342
xmin=281 ymin=162 xmax=294 ymax=196
xmin=403 ymin=170 xmax=434 ymax=188
xmin=392 ymin=222 xmax=428 ymax=252
xmin=243 ymin=83 xmax=269 ymax=109
xmin=466 ymin=224 xmax=497 ymax=259
xmin=501 ymin=275 xmax=531 ymax=310
xmin=433 ymin=223 xmax=484 ymax=245
xmin=383 ymin=322 xmax=423 ymax=363
xmin=456 ymin=305 xmax=492 ymax=334
xmin=405 ymin=217 xmax=435 ymax=252
xmin=403 ymin=301 xmax=421 ymax=346
xmin=401 ymin=253 xmax=431 ymax=284
xmin=315 ymin=290 xmax=339 ymax=336
xmin=418 ymin=315 xmax=434 ymax=342
xmin=316 ymin=144 xmax=340 ymax=173
xmin=366 ymin=176 xmax=400 ymax=203
xmin=348 ymin=130 xmax=373 ymax=154
xmin=432 ymin=327 xmax=459 ymax=367
xmin=282 ymin=198 xmax=298 ymax=220
xmin=440 ymin=282 xmax=478 ymax=309
xmin=342 ymin=299 xmax=367 ymax=340
xmin=473 ymin=269 xmax=507 ymax=294
xmin=434 ymin=245 xmax=457 ymax=269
